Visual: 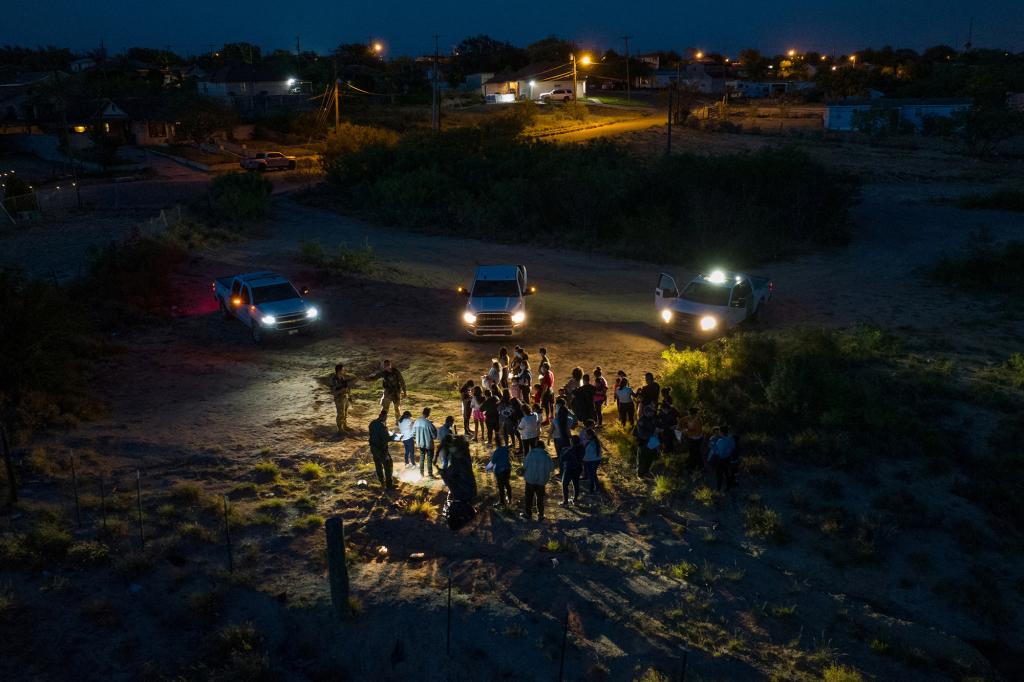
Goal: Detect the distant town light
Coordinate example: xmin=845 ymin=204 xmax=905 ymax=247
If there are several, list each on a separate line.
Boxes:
xmin=787 ymin=49 xmax=796 ymax=57
xmin=373 ymin=42 xmax=384 ymax=53
xmin=695 ymin=51 xmax=704 ymax=59
xmin=72 ymin=125 xmax=87 ymax=133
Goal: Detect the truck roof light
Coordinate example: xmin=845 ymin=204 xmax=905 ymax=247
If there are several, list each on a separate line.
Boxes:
xmin=707 ymin=270 xmax=726 ymax=284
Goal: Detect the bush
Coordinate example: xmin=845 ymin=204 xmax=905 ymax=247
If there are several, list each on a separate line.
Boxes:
xmin=208 ymin=172 xmax=272 ymax=224
xmin=823 ymin=664 xmax=864 ymax=682
xmin=297 ymin=239 xmax=377 ymax=279
xmin=78 ymin=233 xmax=186 ymax=321
xmin=298 ymin=462 xmax=324 ymax=480
xmin=28 ymin=520 xmax=72 ymax=560
xmin=67 ymin=540 xmax=110 ymax=566
xmin=292 ymin=514 xmax=324 ymax=532
xmin=319 ymin=135 xmax=858 ymax=266
xmin=2 ymin=174 xmax=38 ymax=214
xmin=929 ymin=229 xmax=1024 ymax=292
xmin=253 ymin=461 xmax=280 ymax=484
xmin=743 ymin=502 xmax=787 ymax=543
xmin=320 ymin=123 xmax=400 ymax=184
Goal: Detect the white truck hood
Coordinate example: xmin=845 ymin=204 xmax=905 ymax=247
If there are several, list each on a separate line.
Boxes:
xmin=256 ymin=299 xmax=309 ymax=317
xmin=668 ymin=298 xmax=728 ymax=316
xmin=468 ymin=296 xmax=521 ymax=314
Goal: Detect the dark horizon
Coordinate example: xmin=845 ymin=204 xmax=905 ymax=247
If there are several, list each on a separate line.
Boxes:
xmin=3 ymin=1 xmax=1023 ymax=60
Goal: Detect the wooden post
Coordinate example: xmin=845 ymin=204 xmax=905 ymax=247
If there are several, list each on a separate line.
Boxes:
xmin=1 ymin=422 xmax=16 ymax=508
xmin=135 ymin=469 xmax=145 ymax=549
xmin=70 ymin=453 xmax=81 ymax=527
xmin=222 ymin=495 xmax=234 ymax=573
xmin=666 ymin=84 xmax=674 ymax=155
xmin=325 ymin=516 xmax=349 ymax=617
xmin=558 ymin=604 xmax=570 ymax=681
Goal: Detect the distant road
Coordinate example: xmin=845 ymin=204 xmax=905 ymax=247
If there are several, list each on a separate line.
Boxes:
xmin=549 ymin=113 xmax=666 ymax=143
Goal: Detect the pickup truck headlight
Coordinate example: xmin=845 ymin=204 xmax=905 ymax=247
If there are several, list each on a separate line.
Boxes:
xmin=699 ymin=315 xmax=717 ymax=331
xmin=511 ymin=311 xmax=526 ymax=324
xmin=261 ymin=315 xmax=276 ymax=326
xmin=463 ymin=312 xmax=477 ymax=324
xmin=306 ymin=306 xmax=318 ymax=319
xmin=660 ymin=309 xmax=673 ymax=323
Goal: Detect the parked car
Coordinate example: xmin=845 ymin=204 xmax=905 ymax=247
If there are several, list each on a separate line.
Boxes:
xmin=212 ymin=271 xmax=318 ymax=343
xmin=655 ymin=269 xmax=772 ymax=340
xmin=456 ymin=265 xmax=535 ymax=337
xmin=540 ymin=88 xmax=574 ymax=102
xmin=239 ymin=151 xmax=296 ymax=172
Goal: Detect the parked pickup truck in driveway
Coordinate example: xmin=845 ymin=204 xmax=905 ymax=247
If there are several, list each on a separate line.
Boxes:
xmin=239 ymin=151 xmax=296 ymax=172
xmin=655 ymin=269 xmax=772 ymax=340
xmin=212 ymin=272 xmax=318 ymax=343
xmin=457 ymin=264 xmax=535 ymax=337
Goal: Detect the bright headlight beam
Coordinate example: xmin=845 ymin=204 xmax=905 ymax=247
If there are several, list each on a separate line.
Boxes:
xmin=511 ymin=311 xmax=526 ymax=324
xmin=463 ymin=311 xmax=477 ymax=324
xmin=306 ymin=306 xmax=318 ymax=319
xmin=261 ymin=315 xmax=276 ymax=326
xmin=661 ymin=309 xmax=673 ymax=323
xmin=699 ymin=315 xmax=717 ymax=331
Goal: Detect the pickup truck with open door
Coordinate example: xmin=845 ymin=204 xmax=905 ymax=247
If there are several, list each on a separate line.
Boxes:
xmin=212 ymin=271 xmax=318 ymax=343
xmin=655 ymin=269 xmax=772 ymax=340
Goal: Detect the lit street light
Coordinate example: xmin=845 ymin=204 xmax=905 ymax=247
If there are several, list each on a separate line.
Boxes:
xmin=570 ymin=53 xmax=591 ymax=102
xmin=787 ymin=48 xmax=797 ymax=58
xmin=695 ymin=50 xmax=704 ymax=60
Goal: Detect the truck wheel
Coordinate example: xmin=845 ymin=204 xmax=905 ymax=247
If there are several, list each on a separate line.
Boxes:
xmin=219 ymin=298 xmax=232 ymax=320
xmin=251 ymin=324 xmax=263 ymax=344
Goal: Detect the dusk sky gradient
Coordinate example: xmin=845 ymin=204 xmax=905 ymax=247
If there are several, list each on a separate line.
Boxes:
xmin=4 ymin=1 xmax=1022 ymax=58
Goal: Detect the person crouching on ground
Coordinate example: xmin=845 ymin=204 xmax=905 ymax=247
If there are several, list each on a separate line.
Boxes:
xmin=521 ymin=442 xmax=554 ymax=522
xmin=488 ymin=442 xmax=513 ymax=508
xmin=413 ymin=407 xmax=438 ymax=478
xmin=560 ymin=434 xmax=584 ymax=506
xmin=397 ymin=410 xmax=416 ymax=467
xmin=368 ymin=409 xmax=395 ymax=488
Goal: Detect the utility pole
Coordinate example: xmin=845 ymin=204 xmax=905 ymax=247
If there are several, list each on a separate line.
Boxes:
xmin=432 ymin=34 xmax=440 ymax=131
xmin=296 ymin=35 xmax=301 ymax=56
xmin=622 ymin=35 xmax=632 ymax=103
xmin=334 ymin=79 xmax=340 ymax=134
xmin=666 ymin=82 xmax=674 ymax=154
xmin=571 ymin=54 xmax=578 ymax=102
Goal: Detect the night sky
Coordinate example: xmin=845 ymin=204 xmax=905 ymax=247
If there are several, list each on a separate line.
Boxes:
xmin=3 ymin=0 xmax=1022 ymax=57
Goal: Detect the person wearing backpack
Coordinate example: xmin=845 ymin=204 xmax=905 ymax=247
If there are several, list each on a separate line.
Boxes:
xmin=365 ymin=360 xmax=407 ymax=426
xmin=571 ymin=374 xmax=596 ymax=423
xmin=581 ymin=427 xmax=603 ymax=495
xmin=518 ymin=403 xmax=541 ymax=453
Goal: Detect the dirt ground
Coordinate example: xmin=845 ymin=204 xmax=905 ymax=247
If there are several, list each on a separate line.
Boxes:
xmin=2 ymin=133 xmax=1023 ymax=681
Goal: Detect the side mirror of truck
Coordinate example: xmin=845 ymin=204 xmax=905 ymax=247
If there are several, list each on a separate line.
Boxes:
xmin=301 ymin=286 xmax=310 ymax=296
xmin=456 ymin=286 xmax=470 ymax=297
xmin=524 ymin=286 xmax=537 ymax=296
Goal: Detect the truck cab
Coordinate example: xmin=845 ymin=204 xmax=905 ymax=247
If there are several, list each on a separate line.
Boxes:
xmin=212 ymin=271 xmax=318 ymax=343
xmin=655 ymin=269 xmax=772 ymax=340
xmin=457 ymin=265 xmax=534 ymax=337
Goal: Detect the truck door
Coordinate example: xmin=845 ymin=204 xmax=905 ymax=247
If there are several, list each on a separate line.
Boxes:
xmin=730 ymin=279 xmax=753 ymax=323
xmin=655 ymin=273 xmax=678 ymax=306
xmin=517 ymin=265 xmax=527 ymax=293
xmin=230 ymin=279 xmax=242 ymax=305
xmin=239 ymin=285 xmax=253 ymax=325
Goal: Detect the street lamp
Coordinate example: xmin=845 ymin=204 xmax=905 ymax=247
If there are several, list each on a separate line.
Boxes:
xmin=787 ymin=48 xmax=796 ymax=58
xmin=373 ymin=42 xmax=383 ymax=53
xmin=571 ymin=53 xmax=591 ymax=102
xmin=695 ymin=50 xmax=704 ymax=60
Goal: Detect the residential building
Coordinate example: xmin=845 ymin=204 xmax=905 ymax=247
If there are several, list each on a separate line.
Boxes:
xmin=726 ymin=80 xmax=814 ymax=99
xmin=484 ymin=62 xmax=585 ymax=102
xmin=198 ymin=64 xmax=305 ymax=99
xmin=824 ymin=98 xmax=972 ymax=132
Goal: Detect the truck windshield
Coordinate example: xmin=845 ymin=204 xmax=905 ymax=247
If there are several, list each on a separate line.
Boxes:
xmin=472 ymin=280 xmax=519 ymax=297
xmin=252 ymin=283 xmax=300 ymax=304
xmin=680 ymin=282 xmax=731 ymax=306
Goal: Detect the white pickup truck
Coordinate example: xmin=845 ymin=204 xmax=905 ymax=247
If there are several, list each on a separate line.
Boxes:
xmin=212 ymin=272 xmax=318 ymax=343
xmin=457 ymin=264 xmax=535 ymax=337
xmin=239 ymin=151 xmax=297 ymax=172
xmin=655 ymin=269 xmax=773 ymax=340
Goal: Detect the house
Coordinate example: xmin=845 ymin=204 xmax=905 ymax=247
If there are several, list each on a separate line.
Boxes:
xmin=461 ymin=72 xmax=493 ymax=94
xmin=198 ymin=64 xmax=304 ymax=99
xmin=726 ymin=80 xmax=814 ymax=99
xmin=484 ymin=62 xmax=586 ymax=102
xmin=69 ymin=57 xmax=96 ymax=73
xmin=119 ymin=98 xmax=178 ymax=145
xmin=62 ymin=98 xmax=132 ymax=149
xmin=636 ymin=53 xmax=661 ymax=70
xmin=824 ymin=98 xmax=972 ymax=132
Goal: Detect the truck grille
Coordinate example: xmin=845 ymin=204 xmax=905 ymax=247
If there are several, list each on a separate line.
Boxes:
xmin=668 ymin=312 xmax=701 ymax=334
xmin=275 ymin=311 xmax=311 ymax=331
xmin=473 ymin=312 xmax=513 ymax=336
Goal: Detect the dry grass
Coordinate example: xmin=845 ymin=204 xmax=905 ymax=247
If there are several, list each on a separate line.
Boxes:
xmin=407 ymin=497 xmax=438 ymax=520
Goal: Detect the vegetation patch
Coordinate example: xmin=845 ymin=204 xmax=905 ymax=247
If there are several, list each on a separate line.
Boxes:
xmin=927 ymin=229 xmax=1024 ymax=292
xmin=297 ymin=239 xmax=377 ymax=279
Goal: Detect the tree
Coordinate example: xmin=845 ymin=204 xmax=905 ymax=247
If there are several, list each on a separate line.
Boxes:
xmin=169 ymin=94 xmax=237 ymax=144
xmin=526 ymin=36 xmax=574 ymax=63
xmin=220 ymin=42 xmax=261 ymax=64
xmin=953 ymin=106 xmax=1024 ymax=157
xmin=739 ymin=49 xmax=771 ymax=80
xmin=453 ymin=35 xmax=527 ymax=74
xmin=125 ymin=47 xmax=181 ymax=66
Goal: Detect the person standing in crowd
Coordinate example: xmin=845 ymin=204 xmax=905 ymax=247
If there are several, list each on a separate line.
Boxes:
xmin=521 ymin=443 xmax=554 ymax=522
xmin=548 ymin=396 xmax=574 ymax=475
xmin=581 ymin=425 xmax=603 ymax=495
xmin=518 ymin=403 xmax=541 ymax=452
xmin=657 ymin=393 xmax=680 ymax=454
xmin=513 ymin=359 xmax=533 ymax=404
xmin=538 ymin=361 xmax=555 ymax=424
xmin=563 ymin=366 xmax=583 ymax=403
xmin=367 ymin=409 xmax=395 ymax=488
xmin=635 ymin=404 xmax=659 ymax=478
xmin=365 ymin=360 xmax=407 ymax=426
xmin=508 ymin=397 xmax=525 ymax=454
xmin=572 ymin=373 xmax=597 ymax=424
xmin=413 ymin=407 xmax=438 ymax=478
xmin=707 ymin=425 xmax=737 ymax=491
xmin=615 ymin=374 xmax=636 ymax=427
xmin=437 ymin=415 xmax=456 ymax=471
xmin=488 ymin=442 xmax=513 ymax=508
xmin=397 ymin=410 xmax=416 ymax=468
xmin=470 ymin=386 xmax=486 ymax=442
xmin=682 ymin=407 xmax=704 ymax=471
xmin=538 ymin=347 xmax=552 ymax=373
xmin=330 ymin=363 xmax=353 ymax=436
xmin=459 ymin=379 xmax=475 ymax=435
xmin=484 ymin=360 xmax=502 ymax=393
xmin=496 ymin=390 xmax=513 ymax=447
xmin=498 ymin=347 xmax=511 ymax=389
xmin=592 ymin=367 xmax=608 ymax=427
xmin=560 ymin=434 xmax=584 ymax=506
xmin=482 ymin=389 xmax=499 ymax=446
xmin=638 ymin=372 xmax=661 ymax=409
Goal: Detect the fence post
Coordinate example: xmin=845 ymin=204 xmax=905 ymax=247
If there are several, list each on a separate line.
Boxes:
xmin=222 ymin=495 xmax=234 ymax=573
xmin=135 ymin=469 xmax=145 ymax=549
xmin=558 ymin=604 xmax=570 ymax=681
xmin=325 ymin=516 xmax=349 ymax=617
xmin=70 ymin=452 xmax=81 ymax=528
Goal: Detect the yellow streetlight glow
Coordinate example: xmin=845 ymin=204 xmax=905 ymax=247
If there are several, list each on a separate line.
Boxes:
xmin=580 ymin=55 xmax=592 ymax=65
xmin=787 ymin=49 xmax=796 ymax=57
xmin=695 ymin=51 xmax=704 ymax=59
xmin=373 ymin=42 xmax=383 ymax=53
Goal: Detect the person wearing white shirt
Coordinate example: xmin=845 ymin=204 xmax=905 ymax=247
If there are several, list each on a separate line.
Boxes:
xmin=397 ymin=411 xmax=416 ymax=467
xmin=518 ymin=404 xmax=541 ymax=452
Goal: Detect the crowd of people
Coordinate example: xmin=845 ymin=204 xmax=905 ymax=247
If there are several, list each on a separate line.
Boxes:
xmin=335 ymin=345 xmax=740 ymax=526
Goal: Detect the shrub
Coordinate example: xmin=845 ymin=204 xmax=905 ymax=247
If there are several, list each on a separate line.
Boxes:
xmin=168 ymin=482 xmax=207 ymax=506
xmin=253 ymin=461 xmax=280 ymax=484
xmin=652 ymin=475 xmax=675 ymax=501
xmin=823 ymin=664 xmax=864 ymax=682
xmin=743 ymin=503 xmax=787 ymax=543
xmin=927 ymin=229 xmax=1024 ymax=292
xmin=298 ymin=239 xmax=377 ymax=279
xmin=293 ymin=514 xmax=324 ymax=532
xmin=0 ymin=533 xmax=31 ymax=566
xmin=407 ymin=497 xmax=438 ymax=519
xmin=67 ymin=540 xmax=109 ymax=566
xmin=298 ymin=462 xmax=324 ymax=480
xmin=668 ymin=560 xmax=696 ymax=581
xmin=28 ymin=521 xmax=72 ymax=560
xmin=78 ymin=234 xmax=186 ymax=320
xmin=320 ymin=123 xmax=400 ymax=184
xmin=1 ymin=174 xmax=38 ymax=213
xmin=207 ymin=172 xmax=272 ymax=224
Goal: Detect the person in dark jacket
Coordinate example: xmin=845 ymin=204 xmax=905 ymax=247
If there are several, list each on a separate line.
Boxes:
xmin=634 ymin=404 xmax=659 ymax=478
xmin=559 ymin=435 xmax=584 ymax=506
xmin=367 ymin=409 xmax=395 ymax=488
xmin=657 ymin=394 xmax=680 ymax=454
xmin=571 ymin=374 xmax=597 ymax=423
xmin=364 ymin=360 xmax=407 ymax=426
xmin=481 ymin=389 xmax=499 ymax=446
xmin=440 ymin=436 xmax=478 ymax=529
xmin=488 ymin=443 xmax=513 ymax=508
xmin=548 ymin=397 xmax=573 ymax=475
xmin=459 ymin=379 xmax=475 ymax=434
xmin=637 ymin=372 xmax=661 ymax=408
